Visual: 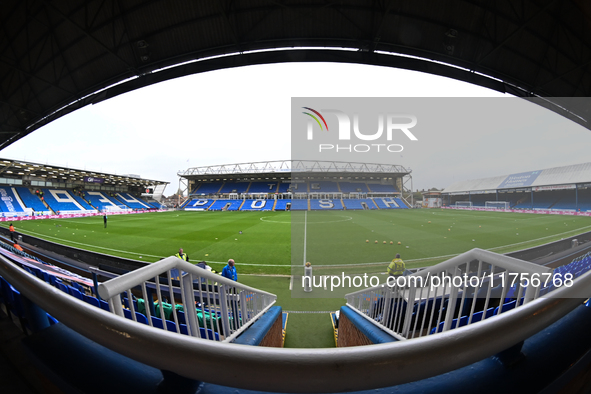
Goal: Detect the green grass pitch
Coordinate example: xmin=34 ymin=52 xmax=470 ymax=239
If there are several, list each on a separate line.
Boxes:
xmin=9 ymin=209 xmax=591 ymax=276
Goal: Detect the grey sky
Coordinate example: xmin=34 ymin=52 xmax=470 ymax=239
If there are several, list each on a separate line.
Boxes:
xmin=1 ymin=62 xmax=589 ymax=194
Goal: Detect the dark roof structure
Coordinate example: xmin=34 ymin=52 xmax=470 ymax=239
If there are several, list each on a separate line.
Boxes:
xmin=2 ymin=0 xmax=591 ymax=149
xmin=0 ymin=157 xmax=167 ymax=187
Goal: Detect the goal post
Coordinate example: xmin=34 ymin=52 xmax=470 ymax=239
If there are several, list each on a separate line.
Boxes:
xmin=454 ymin=201 xmax=472 ymax=208
xmin=485 ymin=201 xmax=510 ymax=210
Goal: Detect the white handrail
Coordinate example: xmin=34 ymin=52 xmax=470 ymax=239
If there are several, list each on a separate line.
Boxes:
xmin=345 ymin=248 xmax=553 ymax=339
xmin=0 ymin=253 xmax=589 ymax=393
xmin=97 ymin=256 xmax=276 ymax=341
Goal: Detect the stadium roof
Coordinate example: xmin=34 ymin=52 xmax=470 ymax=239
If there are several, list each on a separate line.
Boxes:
xmin=178 ymin=160 xmax=411 ymax=181
xmin=3 ymin=1 xmax=591 ymax=150
xmin=0 ymin=157 xmax=167 ymax=187
xmin=442 ymin=162 xmax=591 ymax=194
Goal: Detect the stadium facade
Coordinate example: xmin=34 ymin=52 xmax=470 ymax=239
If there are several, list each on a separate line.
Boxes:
xmin=0 ymin=158 xmax=167 ymax=217
xmin=442 ymin=162 xmax=591 ymax=213
xmin=178 ymin=160 xmax=413 ymax=211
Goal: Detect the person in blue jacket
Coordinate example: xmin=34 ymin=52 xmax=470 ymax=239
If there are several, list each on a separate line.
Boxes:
xmin=222 ymin=259 xmax=237 ymax=281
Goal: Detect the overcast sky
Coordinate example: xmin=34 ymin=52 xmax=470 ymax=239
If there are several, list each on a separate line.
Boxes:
xmin=2 ymin=62 xmax=590 ymax=194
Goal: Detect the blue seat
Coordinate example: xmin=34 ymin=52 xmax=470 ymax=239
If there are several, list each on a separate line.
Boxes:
xmin=152 ymin=316 xmax=181 ymax=333
xmin=199 ymin=327 xmax=220 ymax=341
xmin=30 ymin=266 xmax=42 ymax=278
xmin=47 ymin=274 xmax=59 ymax=287
xmin=99 ymin=299 xmax=111 ymax=312
xmin=122 ymin=297 xmax=138 ymax=311
xmin=39 ymin=270 xmax=50 ymax=283
xmin=7 ymin=282 xmax=28 ymax=332
xmin=175 ymin=323 xmax=218 ymax=340
xmin=176 ymin=310 xmax=186 ymax=325
xmin=83 ymin=294 xmax=100 ymax=308
xmin=68 ymin=286 xmax=85 ymax=301
xmin=72 ymin=282 xmax=85 ymax=293
xmin=57 ymin=282 xmax=70 ymax=294
xmin=494 ymin=300 xmax=518 ymax=315
xmin=165 ymin=319 xmax=179 ymax=333
xmin=430 ymin=304 xmax=496 ymax=335
xmin=123 ymin=309 xmax=148 ymax=325
xmin=151 ymin=316 xmax=165 ymax=329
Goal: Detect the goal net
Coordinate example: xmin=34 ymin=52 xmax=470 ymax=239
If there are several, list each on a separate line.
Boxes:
xmin=455 ymin=201 xmax=472 ymax=208
xmin=485 ymin=201 xmax=510 ymax=210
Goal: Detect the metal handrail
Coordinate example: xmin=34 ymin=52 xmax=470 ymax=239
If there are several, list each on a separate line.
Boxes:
xmin=345 ymin=248 xmax=553 ymax=339
xmin=97 ymin=256 xmax=276 ymax=342
xmin=0 ymin=252 xmax=589 ymax=393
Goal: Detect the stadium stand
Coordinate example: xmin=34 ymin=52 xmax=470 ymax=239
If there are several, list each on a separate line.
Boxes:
xmin=287 ymin=183 xmax=307 ymax=193
xmin=466 ymin=194 xmax=489 ymax=207
xmin=145 ymin=200 xmax=163 ymax=209
xmin=183 ymin=198 xmax=215 ymax=210
xmin=342 ymin=199 xmax=377 ymax=210
xmin=290 ymin=200 xmax=309 ymax=210
xmin=277 ymin=183 xmax=291 ymax=193
xmin=367 ymin=184 xmax=398 ymax=193
xmin=309 ymin=181 xmax=339 ymax=192
xmin=240 ymin=200 xmax=274 ymax=211
xmin=219 ymin=182 xmax=249 ymax=194
xmin=2 ymin=261 xmax=221 ymax=342
xmin=208 ymin=200 xmax=241 ymax=211
xmin=84 ymin=191 xmax=125 ymax=211
xmin=274 ymin=200 xmax=290 ymax=211
xmin=496 ymin=192 xmax=528 ymax=208
xmin=339 ymin=182 xmax=369 ymax=193
xmin=247 ymin=182 xmax=279 ymax=194
xmin=114 ymin=193 xmax=152 ymax=209
xmin=192 ymin=182 xmax=223 ymax=195
xmin=552 ymin=194 xmax=577 ymax=210
xmin=530 ymin=191 xmax=560 ymax=209
xmin=444 ymin=163 xmax=591 ymax=212
xmin=428 ymin=253 xmax=590 ymax=336
xmin=373 ymin=197 xmax=408 ymax=209
xmin=578 ymin=188 xmax=591 ymax=211
xmin=0 ymin=186 xmax=25 ymax=214
xmin=513 ymin=194 xmax=533 ymax=209
xmin=309 ymin=199 xmax=343 ymax=210
xmin=15 ymin=187 xmax=49 ymax=213
xmin=41 ymin=189 xmax=92 ymax=213
xmin=71 ymin=194 xmax=96 ymax=211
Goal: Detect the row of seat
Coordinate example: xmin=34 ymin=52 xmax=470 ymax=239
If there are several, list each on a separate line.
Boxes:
xmin=462 ymin=189 xmax=591 ymax=212
xmin=0 ymin=187 xmax=160 ymax=214
xmin=183 ymin=198 xmax=410 ymax=211
xmin=0 ymin=229 xmax=225 ymax=341
xmin=6 ymin=242 xmax=225 ymax=341
xmin=425 ymin=252 xmax=591 ymax=335
xmin=0 ymin=275 xmax=59 ymax=332
xmin=191 ymin=181 xmax=399 ymax=195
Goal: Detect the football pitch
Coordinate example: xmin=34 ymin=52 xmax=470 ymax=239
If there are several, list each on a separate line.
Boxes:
xmin=9 ymin=209 xmax=591 ymax=276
